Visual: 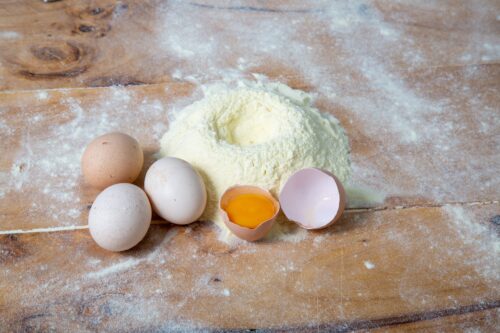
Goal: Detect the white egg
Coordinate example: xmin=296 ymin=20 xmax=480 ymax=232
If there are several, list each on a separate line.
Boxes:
xmin=145 ymin=157 xmax=207 ymax=225
xmin=89 ymin=183 xmax=152 ymax=252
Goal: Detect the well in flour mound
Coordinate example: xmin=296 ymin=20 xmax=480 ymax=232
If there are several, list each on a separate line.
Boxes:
xmin=160 ymin=82 xmax=351 ymax=235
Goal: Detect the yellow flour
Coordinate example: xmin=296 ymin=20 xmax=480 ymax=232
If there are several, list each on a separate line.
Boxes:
xmin=160 ymin=81 xmax=351 ymax=240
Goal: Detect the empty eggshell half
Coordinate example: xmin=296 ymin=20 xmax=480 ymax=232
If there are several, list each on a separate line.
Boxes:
xmin=279 ymin=168 xmax=346 ymax=230
xmin=220 ymin=185 xmax=280 ymax=242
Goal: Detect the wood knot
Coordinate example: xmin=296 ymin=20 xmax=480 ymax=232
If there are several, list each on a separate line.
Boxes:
xmin=65 ymin=3 xmax=125 ymax=38
xmin=4 ymin=41 xmax=95 ymax=79
xmin=66 ymin=3 xmax=122 ymax=19
xmin=31 ymin=46 xmax=68 ymax=61
xmin=78 ymin=24 xmax=95 ymax=33
xmin=72 ymin=22 xmax=111 ymax=37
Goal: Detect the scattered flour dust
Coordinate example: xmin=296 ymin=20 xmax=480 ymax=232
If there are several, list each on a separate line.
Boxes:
xmin=85 ymin=257 xmax=142 ymax=279
xmin=36 ymin=91 xmax=49 ymax=100
xmin=1 ymin=86 xmax=170 ymax=227
xmin=1 ymin=1 xmax=499 ymax=329
xmin=363 ymin=261 xmax=375 ymax=270
xmin=443 ymin=205 xmax=500 ymax=281
xmin=151 ymin=0 xmax=499 ymax=204
xmin=0 ymin=31 xmax=21 ymax=39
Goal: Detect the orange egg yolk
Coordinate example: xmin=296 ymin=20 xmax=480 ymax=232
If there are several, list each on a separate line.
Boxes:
xmin=225 ymin=193 xmax=276 ymax=229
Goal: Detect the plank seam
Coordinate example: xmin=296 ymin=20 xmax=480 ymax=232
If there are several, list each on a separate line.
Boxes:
xmin=345 ymin=199 xmax=499 ymax=213
xmin=0 ymin=200 xmax=497 ymax=235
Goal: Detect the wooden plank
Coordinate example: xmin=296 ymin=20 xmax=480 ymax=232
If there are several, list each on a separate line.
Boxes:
xmin=0 ymin=67 xmax=498 ymax=231
xmin=0 ymin=203 xmax=498 ymax=331
xmin=0 ymin=0 xmax=498 ymax=91
xmin=1 ymin=1 xmax=498 ymax=331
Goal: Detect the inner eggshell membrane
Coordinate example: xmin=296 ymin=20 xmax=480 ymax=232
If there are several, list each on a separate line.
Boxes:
xmin=279 ymin=168 xmax=343 ymax=229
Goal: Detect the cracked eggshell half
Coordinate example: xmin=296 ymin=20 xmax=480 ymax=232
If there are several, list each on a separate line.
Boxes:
xmin=279 ymin=168 xmax=346 ymax=230
xmin=220 ymin=185 xmax=280 ymax=242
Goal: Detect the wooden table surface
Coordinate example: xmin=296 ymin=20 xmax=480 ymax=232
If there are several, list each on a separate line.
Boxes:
xmin=0 ymin=1 xmax=499 ymax=332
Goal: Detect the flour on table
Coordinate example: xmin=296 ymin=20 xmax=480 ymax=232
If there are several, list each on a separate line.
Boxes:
xmin=1 ymin=1 xmax=499 ymax=329
xmin=0 ymin=31 xmax=21 ymax=39
xmin=364 ymin=261 xmax=375 ymax=269
xmin=35 ymin=91 xmax=49 ymax=100
xmin=444 ymin=205 xmax=500 ymax=282
xmin=1 ymin=87 xmax=170 ymax=227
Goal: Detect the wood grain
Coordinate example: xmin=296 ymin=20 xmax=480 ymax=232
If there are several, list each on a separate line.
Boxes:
xmin=0 ymin=0 xmax=499 ymax=331
xmin=0 ymin=0 xmax=498 ymax=91
xmin=1 ymin=203 xmax=499 ymax=331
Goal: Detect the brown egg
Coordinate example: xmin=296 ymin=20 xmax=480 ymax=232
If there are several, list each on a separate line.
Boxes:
xmin=82 ymin=132 xmax=143 ymax=189
xmin=220 ymin=185 xmax=280 ymax=242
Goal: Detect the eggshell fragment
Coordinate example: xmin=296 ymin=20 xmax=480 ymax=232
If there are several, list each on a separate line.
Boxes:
xmin=82 ymin=132 xmax=144 ymax=189
xmin=279 ymin=168 xmax=346 ymax=229
xmin=144 ymin=157 xmax=207 ymax=225
xmin=89 ymin=183 xmax=152 ymax=252
xmin=220 ymin=185 xmax=280 ymax=242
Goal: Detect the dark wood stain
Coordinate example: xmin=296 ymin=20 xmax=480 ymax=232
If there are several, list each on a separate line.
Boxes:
xmin=85 ymin=76 xmax=145 ymax=88
xmin=19 ymin=66 xmax=88 ymax=79
xmin=188 ymin=2 xmax=323 ymax=13
xmin=0 ymin=234 xmax=28 ymax=264
xmin=20 ymin=313 xmax=53 ymax=333
xmin=90 ymin=7 xmax=104 ymax=15
xmin=78 ymin=24 xmax=95 ymax=33
xmin=15 ymin=41 xmax=94 ymax=79
xmin=277 ymin=299 xmax=500 ymax=332
xmin=490 ymin=215 xmax=500 ymax=226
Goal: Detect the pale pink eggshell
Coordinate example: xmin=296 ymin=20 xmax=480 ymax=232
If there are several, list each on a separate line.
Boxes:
xmin=219 ymin=185 xmax=280 ymax=242
xmin=279 ymin=168 xmax=346 ymax=230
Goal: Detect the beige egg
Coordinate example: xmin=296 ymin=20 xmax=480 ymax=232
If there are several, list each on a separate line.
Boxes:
xmin=144 ymin=157 xmax=207 ymax=225
xmin=89 ymin=183 xmax=152 ymax=252
xmin=82 ymin=132 xmax=144 ymax=189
